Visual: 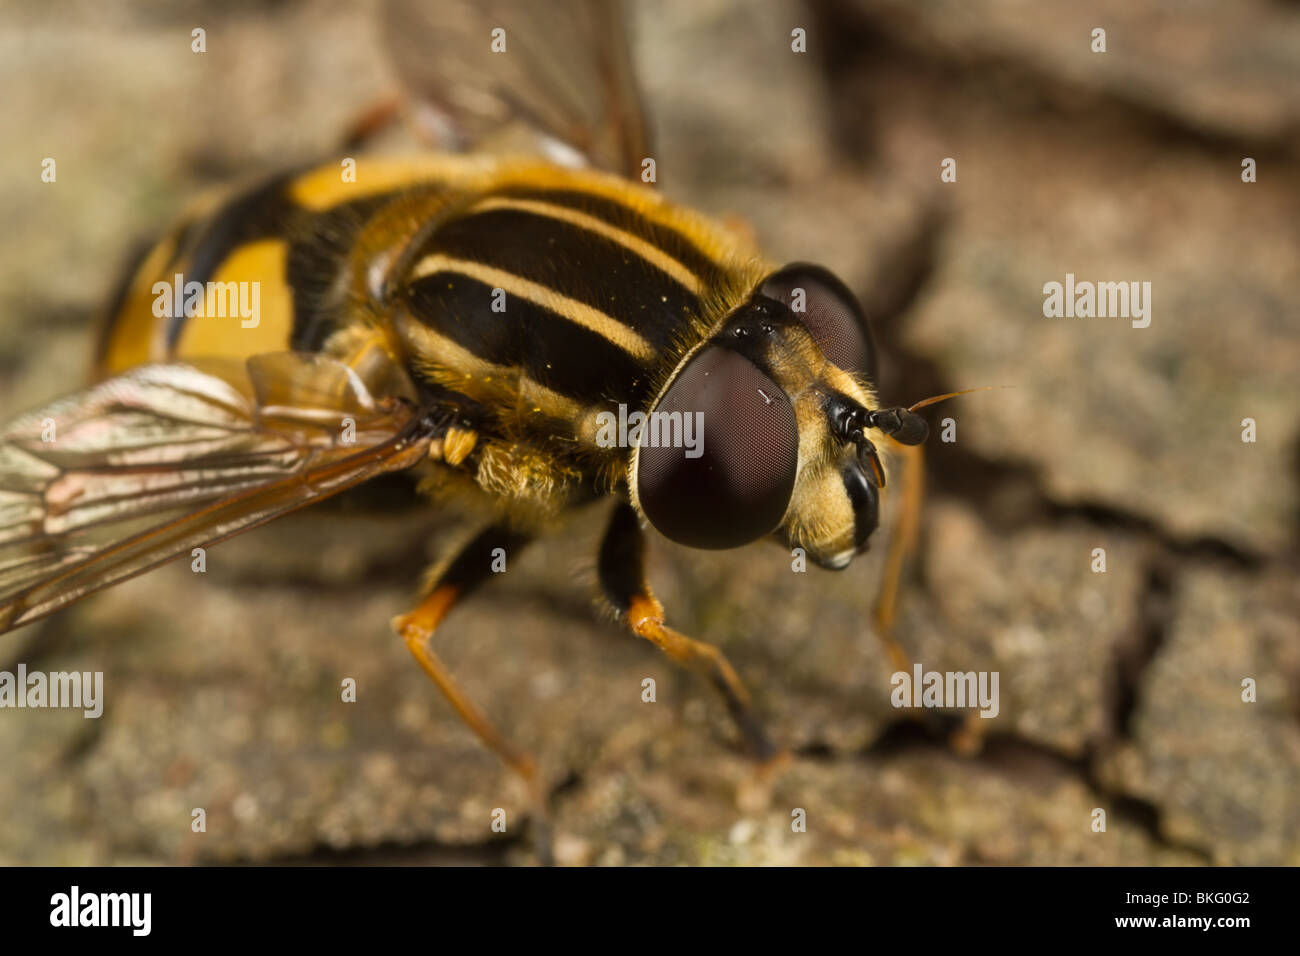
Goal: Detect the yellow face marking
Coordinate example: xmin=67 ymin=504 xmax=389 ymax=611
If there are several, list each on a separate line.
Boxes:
xmin=469 ymin=196 xmax=704 ymax=295
xmin=173 ymin=239 xmax=293 ymax=361
xmin=409 ymin=254 xmax=656 ymax=362
xmin=394 ymin=311 xmax=584 ymax=422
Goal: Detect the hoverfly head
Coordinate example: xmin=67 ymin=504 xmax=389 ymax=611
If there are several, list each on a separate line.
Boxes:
xmin=632 ymin=262 xmax=928 ymax=566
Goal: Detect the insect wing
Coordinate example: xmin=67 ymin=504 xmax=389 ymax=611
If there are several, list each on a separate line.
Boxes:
xmin=0 ymin=355 xmax=432 ymax=633
xmin=381 ymin=0 xmax=650 ymax=178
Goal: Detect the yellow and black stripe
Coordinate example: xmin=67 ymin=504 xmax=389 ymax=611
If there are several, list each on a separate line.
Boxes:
xmin=396 ymin=176 xmax=764 ymax=421
xmin=97 ymin=157 xmax=766 ymax=436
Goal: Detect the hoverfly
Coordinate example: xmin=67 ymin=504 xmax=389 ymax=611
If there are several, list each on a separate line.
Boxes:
xmin=0 ymin=0 xmax=937 ymax=786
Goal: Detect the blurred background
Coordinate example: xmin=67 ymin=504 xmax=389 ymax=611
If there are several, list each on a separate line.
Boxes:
xmin=0 ymin=0 xmax=1296 ymax=865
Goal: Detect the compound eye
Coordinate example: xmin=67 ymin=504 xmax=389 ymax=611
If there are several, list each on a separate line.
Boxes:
xmin=634 ymin=345 xmax=799 ymax=550
xmin=760 ymin=263 xmax=878 ymax=384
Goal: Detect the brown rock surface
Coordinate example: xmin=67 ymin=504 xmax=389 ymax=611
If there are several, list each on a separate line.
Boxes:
xmin=0 ymin=0 xmax=1294 ymax=865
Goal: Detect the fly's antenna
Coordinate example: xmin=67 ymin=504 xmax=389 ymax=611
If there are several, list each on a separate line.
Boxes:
xmin=879 ymin=385 xmax=1010 ymax=444
xmin=842 ymin=385 xmax=1009 ymax=450
xmin=907 ymin=385 xmax=1007 ymax=412
xmin=825 ymin=386 xmax=1006 ymax=484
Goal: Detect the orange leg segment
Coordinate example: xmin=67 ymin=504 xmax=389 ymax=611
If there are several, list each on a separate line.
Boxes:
xmin=391 ymin=526 xmax=541 ymax=788
xmin=873 ymin=438 xmax=925 ymax=647
xmin=600 ymin=502 xmax=780 ymax=762
xmin=874 ymin=439 xmax=987 ymax=754
xmin=394 ymin=584 xmax=537 ymax=782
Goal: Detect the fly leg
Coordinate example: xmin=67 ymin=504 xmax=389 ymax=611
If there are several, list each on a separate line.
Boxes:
xmin=875 ymin=439 xmax=985 ymax=754
xmin=339 ymin=93 xmax=406 ymax=151
xmin=392 ymin=524 xmax=547 ymax=798
xmin=598 ymin=501 xmax=781 ymax=766
xmin=873 ymin=437 xmax=925 ymax=672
